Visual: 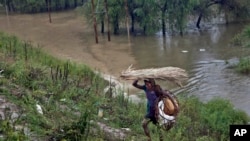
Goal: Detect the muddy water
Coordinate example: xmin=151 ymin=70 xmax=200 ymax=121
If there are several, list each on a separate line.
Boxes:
xmin=131 ymin=24 xmax=249 ymax=70
xmin=130 ymin=24 xmax=250 ymax=115
xmin=187 ymin=59 xmax=250 ymax=116
xmin=0 ymin=11 xmax=250 ymax=116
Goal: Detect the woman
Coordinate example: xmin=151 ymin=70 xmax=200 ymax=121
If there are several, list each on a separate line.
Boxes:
xmin=132 ymin=78 xmax=163 ymax=141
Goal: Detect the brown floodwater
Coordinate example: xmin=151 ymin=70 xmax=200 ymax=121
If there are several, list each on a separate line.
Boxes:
xmin=130 ymin=23 xmax=250 ymax=115
xmin=130 ymin=24 xmax=250 ymax=116
xmin=0 ymin=10 xmax=250 ymax=116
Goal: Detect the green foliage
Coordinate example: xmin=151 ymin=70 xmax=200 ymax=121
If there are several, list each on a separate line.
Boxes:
xmin=231 ymin=25 xmax=250 ymax=47
xmin=235 ymin=57 xmax=250 ymax=74
xmin=132 ymin=0 xmax=159 ymax=35
xmin=230 ymin=25 xmax=250 ymax=73
xmin=82 ymin=0 xmax=194 ymax=35
xmin=0 ymin=32 xmax=104 ymax=140
xmin=49 ymin=111 xmax=91 ymax=141
xmin=163 ymin=96 xmax=249 ymax=141
xmin=165 ymin=0 xmax=193 ymax=35
xmin=226 ymin=0 xmax=250 ymax=19
xmin=195 ymin=136 xmax=214 ymax=141
xmin=201 ymin=99 xmax=249 ymax=138
xmin=191 ymin=0 xmax=250 ymax=29
xmin=231 ymin=33 xmax=243 ymax=46
xmin=243 ymin=25 xmax=250 ymax=39
xmin=0 ymin=109 xmax=27 ymax=141
xmin=100 ymin=93 xmax=145 ymax=133
xmin=1 ymin=0 xmax=250 ymax=36
xmin=0 ymin=120 xmax=27 ymax=141
xmin=0 ymin=0 xmax=86 ymax=13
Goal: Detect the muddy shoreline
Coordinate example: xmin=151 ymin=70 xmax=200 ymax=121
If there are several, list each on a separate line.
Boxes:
xmin=0 ymin=10 xmax=142 ymax=95
xmin=0 ymin=11 xmax=135 ymax=79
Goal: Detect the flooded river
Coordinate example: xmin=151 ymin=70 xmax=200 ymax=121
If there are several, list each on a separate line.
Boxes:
xmin=0 ymin=11 xmax=250 ymax=116
xmin=130 ymin=23 xmax=250 ymax=115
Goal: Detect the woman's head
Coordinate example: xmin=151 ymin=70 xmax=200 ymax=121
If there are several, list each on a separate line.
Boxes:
xmin=144 ymin=78 xmax=156 ymax=89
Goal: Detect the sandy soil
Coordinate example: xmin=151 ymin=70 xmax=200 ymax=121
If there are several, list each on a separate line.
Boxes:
xmin=0 ymin=10 xmax=136 ymax=79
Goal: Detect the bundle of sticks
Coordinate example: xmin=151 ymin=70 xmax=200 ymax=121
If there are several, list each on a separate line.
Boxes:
xmin=120 ymin=65 xmax=188 ymax=87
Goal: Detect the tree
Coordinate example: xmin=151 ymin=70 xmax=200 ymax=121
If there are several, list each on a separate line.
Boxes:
xmin=194 ymin=0 xmax=250 ymax=29
xmin=81 ymin=0 xmax=250 ymax=36
xmin=126 ymin=0 xmax=138 ymax=34
xmin=133 ymin=0 xmax=159 ymax=35
xmin=155 ymin=0 xmax=193 ymax=36
xmin=45 ymin=0 xmax=52 ymax=23
xmin=107 ymin=0 xmax=125 ymax=34
xmin=173 ymin=0 xmax=192 ymax=35
xmin=0 ymin=0 xmax=86 ymax=13
xmin=155 ymin=0 xmax=168 ymax=36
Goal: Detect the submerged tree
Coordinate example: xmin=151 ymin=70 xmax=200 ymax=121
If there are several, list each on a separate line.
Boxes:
xmin=132 ymin=0 xmax=159 ymax=35
xmin=155 ymin=0 xmax=168 ymax=36
xmin=193 ymin=0 xmax=250 ymax=29
xmin=108 ymin=0 xmax=125 ymax=35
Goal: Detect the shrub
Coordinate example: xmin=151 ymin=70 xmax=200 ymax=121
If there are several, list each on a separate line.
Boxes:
xmin=236 ymin=57 xmax=250 ymax=74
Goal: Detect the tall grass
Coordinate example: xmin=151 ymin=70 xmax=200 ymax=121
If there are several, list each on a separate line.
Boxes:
xmin=1 ymin=32 xmax=250 ymax=141
xmin=231 ymin=25 xmax=250 ymax=47
xmin=230 ymin=25 xmax=250 ymax=74
xmin=0 ymin=32 xmax=106 ymax=140
xmin=236 ymin=57 xmax=250 ymax=74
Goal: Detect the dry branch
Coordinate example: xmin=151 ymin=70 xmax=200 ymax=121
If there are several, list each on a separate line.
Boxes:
xmin=120 ymin=65 xmax=188 ymax=87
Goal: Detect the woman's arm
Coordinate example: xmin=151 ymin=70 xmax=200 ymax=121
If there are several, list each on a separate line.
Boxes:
xmin=132 ymin=79 xmax=144 ymax=90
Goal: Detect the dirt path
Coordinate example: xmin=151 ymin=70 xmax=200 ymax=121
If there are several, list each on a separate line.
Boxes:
xmin=0 ymin=10 xmax=136 ymax=79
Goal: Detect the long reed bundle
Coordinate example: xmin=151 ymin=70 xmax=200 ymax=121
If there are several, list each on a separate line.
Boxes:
xmin=120 ymin=65 xmax=188 ymax=87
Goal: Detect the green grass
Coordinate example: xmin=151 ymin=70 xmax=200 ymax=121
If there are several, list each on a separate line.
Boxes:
xmin=230 ymin=24 xmax=250 ymax=74
xmin=0 ymin=32 xmax=249 ymax=141
xmin=231 ymin=25 xmax=250 ymax=48
xmin=235 ymin=57 xmax=250 ymax=74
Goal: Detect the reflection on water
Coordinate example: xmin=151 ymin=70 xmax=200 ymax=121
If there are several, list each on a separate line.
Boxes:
xmin=132 ymin=23 xmax=249 ymax=70
xmin=188 ymin=59 xmax=250 ymax=116
xmin=130 ymin=23 xmax=250 ymax=115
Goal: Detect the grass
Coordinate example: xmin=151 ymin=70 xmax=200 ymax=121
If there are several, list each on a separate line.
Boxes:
xmin=0 ymin=32 xmax=250 ymax=141
xmin=0 ymin=32 xmax=106 ymax=140
xmin=230 ymin=24 xmax=250 ymax=75
xmin=231 ymin=25 xmax=250 ymax=48
xmin=235 ymin=57 xmax=250 ymax=74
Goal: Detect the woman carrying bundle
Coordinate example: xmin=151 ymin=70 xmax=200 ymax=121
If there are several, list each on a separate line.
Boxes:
xmin=132 ymin=78 xmax=163 ymax=141
xmin=133 ymin=78 xmax=179 ymax=141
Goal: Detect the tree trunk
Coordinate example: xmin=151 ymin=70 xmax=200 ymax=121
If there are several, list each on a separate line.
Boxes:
xmin=101 ymin=20 xmax=104 ymax=33
xmin=6 ymin=0 xmax=14 ymax=12
xmin=196 ymin=12 xmax=203 ymax=29
xmin=125 ymin=0 xmax=130 ymax=42
xmin=45 ymin=0 xmax=52 ymax=23
xmin=143 ymin=26 xmax=146 ymax=35
xmin=65 ymin=0 xmax=70 ymax=9
xmin=225 ymin=11 xmax=229 ymax=25
xmin=162 ymin=11 xmax=166 ymax=37
xmin=104 ymin=0 xmax=111 ymax=41
xmin=74 ymin=0 xmax=78 ymax=8
xmin=113 ymin=15 xmax=119 ymax=35
xmin=131 ymin=14 xmax=135 ymax=33
xmin=91 ymin=0 xmax=98 ymax=43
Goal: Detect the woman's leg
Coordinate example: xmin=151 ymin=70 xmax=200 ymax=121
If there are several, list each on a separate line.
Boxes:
xmin=142 ymin=118 xmax=151 ymax=141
